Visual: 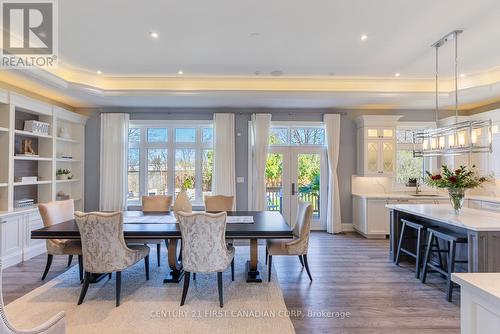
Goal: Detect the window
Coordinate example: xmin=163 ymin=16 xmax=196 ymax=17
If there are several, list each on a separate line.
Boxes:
xmin=269 ymin=127 xmax=325 ymax=146
xmin=127 ymin=122 xmax=213 ymax=205
xmin=395 ymin=125 xmax=435 ymax=186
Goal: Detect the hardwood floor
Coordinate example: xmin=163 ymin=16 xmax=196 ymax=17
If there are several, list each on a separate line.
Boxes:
xmin=2 ymin=232 xmax=460 ymax=334
xmin=275 ymin=232 xmax=460 ymax=334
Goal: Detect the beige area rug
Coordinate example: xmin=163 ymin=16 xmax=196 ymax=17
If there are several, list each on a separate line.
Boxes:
xmin=5 ymin=247 xmax=295 ymax=334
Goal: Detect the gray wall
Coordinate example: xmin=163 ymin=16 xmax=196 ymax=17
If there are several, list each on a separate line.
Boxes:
xmin=83 ymin=107 xmax=436 ymax=226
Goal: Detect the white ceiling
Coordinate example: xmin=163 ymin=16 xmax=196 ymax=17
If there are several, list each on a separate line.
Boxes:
xmin=2 ymin=0 xmax=500 ymax=109
xmin=59 ymin=0 xmax=500 ymax=77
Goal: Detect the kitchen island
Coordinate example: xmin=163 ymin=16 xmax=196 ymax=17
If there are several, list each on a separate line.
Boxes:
xmin=386 ymin=204 xmax=500 ymax=272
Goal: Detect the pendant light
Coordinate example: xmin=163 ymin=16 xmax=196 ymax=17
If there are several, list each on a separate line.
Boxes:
xmin=414 ymin=30 xmax=492 ymax=157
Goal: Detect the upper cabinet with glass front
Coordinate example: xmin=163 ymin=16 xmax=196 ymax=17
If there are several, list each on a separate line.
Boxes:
xmin=355 ymin=115 xmax=402 ymax=176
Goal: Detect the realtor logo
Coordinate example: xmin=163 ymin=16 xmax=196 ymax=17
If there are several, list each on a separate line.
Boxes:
xmin=1 ymin=0 xmax=58 ymax=68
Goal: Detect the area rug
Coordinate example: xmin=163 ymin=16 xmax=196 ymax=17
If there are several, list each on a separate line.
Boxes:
xmin=5 ymin=247 xmax=295 ymax=334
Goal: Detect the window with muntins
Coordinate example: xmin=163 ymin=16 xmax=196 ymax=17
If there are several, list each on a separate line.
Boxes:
xmin=127 ymin=122 xmax=213 ymax=205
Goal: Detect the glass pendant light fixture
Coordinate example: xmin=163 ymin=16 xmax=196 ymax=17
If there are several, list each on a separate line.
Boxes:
xmin=414 ymin=30 xmax=492 ymax=157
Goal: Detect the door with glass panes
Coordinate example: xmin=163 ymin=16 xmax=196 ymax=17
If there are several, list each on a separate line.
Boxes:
xmin=265 ymin=146 xmax=327 ymax=229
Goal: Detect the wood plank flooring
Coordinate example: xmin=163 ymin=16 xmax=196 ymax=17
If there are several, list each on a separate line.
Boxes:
xmin=2 ymin=232 xmax=460 ymax=334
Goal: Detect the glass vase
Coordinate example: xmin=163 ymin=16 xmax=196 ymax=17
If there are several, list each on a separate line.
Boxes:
xmin=448 ymin=188 xmax=465 ymax=214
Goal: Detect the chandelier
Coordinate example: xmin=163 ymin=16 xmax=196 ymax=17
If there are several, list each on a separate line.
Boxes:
xmin=413 ymin=30 xmax=492 ymax=157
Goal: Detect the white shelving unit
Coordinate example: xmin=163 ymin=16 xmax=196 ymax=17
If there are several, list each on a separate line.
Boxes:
xmin=0 ymin=90 xmax=87 ymax=268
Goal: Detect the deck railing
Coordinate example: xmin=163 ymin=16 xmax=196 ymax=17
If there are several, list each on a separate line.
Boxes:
xmin=266 ymin=186 xmax=320 ymax=217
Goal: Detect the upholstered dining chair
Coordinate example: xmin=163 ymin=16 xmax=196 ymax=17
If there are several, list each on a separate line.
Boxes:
xmin=127 ymin=195 xmax=173 ymax=267
xmin=177 ymin=211 xmax=235 ymax=308
xmin=38 ymin=200 xmax=82 ymax=281
xmin=266 ymin=201 xmax=314 ymax=282
xmin=0 ymin=260 xmax=66 ymax=334
xmin=75 ymin=211 xmax=150 ymax=307
xmin=204 ymin=195 xmax=234 ymax=212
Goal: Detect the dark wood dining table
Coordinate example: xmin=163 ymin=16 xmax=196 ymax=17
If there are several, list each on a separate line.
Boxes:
xmin=31 ymin=211 xmax=293 ymax=283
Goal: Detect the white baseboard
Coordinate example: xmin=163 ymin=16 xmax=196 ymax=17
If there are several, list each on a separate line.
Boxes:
xmin=341 ymin=223 xmax=355 ymax=232
xmin=24 ymin=243 xmax=46 ymax=261
xmin=1 ymin=251 xmax=23 ymax=269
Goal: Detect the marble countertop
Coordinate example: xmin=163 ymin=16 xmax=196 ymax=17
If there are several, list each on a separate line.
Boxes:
xmin=353 ymin=193 xmax=500 ymax=203
xmin=385 ymin=204 xmax=500 ymax=231
xmin=452 ymin=273 xmax=500 ymax=300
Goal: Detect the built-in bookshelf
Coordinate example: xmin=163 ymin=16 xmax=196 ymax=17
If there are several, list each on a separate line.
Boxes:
xmin=0 ymin=91 xmax=87 ymax=214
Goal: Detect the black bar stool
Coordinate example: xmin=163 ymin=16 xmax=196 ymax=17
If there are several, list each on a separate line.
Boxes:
xmin=421 ymin=227 xmax=468 ymax=302
xmin=395 ymin=219 xmax=430 ymax=278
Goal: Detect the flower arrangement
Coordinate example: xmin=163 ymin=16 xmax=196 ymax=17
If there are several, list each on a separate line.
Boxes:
xmin=425 ymin=165 xmax=490 ymax=213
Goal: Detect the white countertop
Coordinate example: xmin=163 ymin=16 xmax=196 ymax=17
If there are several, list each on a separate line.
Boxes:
xmin=385 ymin=204 xmax=500 ymax=231
xmin=452 ymin=273 xmax=500 ymax=300
xmin=353 ymin=193 xmax=500 ymax=203
xmin=353 ymin=193 xmax=448 ymax=200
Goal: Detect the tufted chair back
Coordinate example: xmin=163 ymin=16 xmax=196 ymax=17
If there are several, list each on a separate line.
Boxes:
xmin=177 ymin=211 xmax=233 ymax=272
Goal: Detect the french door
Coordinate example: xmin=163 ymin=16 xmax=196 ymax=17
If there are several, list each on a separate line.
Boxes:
xmin=265 ymin=146 xmax=327 ymax=230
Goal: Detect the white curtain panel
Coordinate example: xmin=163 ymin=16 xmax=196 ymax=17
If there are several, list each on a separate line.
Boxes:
xmin=324 ymin=114 xmax=342 ymax=234
xmin=100 ymin=113 xmax=129 ymax=211
xmin=250 ymin=114 xmax=272 ymax=211
xmin=213 ymin=113 xmax=236 ymax=209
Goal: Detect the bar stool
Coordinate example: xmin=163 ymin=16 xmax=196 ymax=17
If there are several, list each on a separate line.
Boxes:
xmin=421 ymin=227 xmax=468 ymax=302
xmin=395 ymin=219 xmax=429 ymax=278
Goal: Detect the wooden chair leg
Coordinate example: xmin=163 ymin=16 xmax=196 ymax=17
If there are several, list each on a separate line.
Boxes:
xmin=265 ymin=247 xmax=268 ymax=265
xmin=193 ymin=273 xmax=196 ymax=280
xmin=268 ymin=255 xmax=272 ymax=282
xmin=156 ymin=243 xmax=161 ymax=267
xmin=145 ymin=255 xmax=150 ymax=280
xmin=67 ymin=255 xmax=73 ymax=267
xmin=108 ymin=273 xmax=112 ymax=279
xmin=217 ymin=272 xmax=223 ymax=308
xmin=77 ymin=255 xmax=83 ymax=282
xmin=231 ymin=258 xmax=235 ymax=281
xmin=303 ymin=254 xmax=312 ymax=282
xmin=421 ymin=232 xmax=434 ymax=284
xmin=77 ymin=272 xmax=91 ymax=305
xmin=446 ymin=241 xmax=456 ymax=302
xmin=41 ymin=254 xmax=53 ymax=280
xmin=298 ymin=255 xmax=304 ymax=267
xmin=116 ymin=271 xmax=122 ymax=307
xmin=180 ymin=272 xmax=191 ymax=306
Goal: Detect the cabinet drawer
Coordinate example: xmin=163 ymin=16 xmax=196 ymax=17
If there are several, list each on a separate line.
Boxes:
xmin=480 ymin=201 xmax=500 ymax=212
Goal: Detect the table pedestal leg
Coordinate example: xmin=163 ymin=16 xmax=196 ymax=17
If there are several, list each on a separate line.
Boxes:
xmin=163 ymin=239 xmax=184 ymax=283
xmin=246 ymin=238 xmax=262 ymax=282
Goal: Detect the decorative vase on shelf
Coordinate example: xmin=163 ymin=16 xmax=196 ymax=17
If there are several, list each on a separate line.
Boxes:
xmin=57 ymin=174 xmax=68 ymax=180
xmin=173 ymin=189 xmax=192 ymax=218
xmin=448 ymin=188 xmax=465 ymax=214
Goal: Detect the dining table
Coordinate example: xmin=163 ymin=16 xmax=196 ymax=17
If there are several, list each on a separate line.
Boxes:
xmin=31 ymin=210 xmax=294 ymax=283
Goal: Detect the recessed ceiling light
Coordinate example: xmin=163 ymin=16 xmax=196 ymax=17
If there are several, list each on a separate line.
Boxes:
xmin=254 ymin=71 xmax=261 ymax=75
xmin=249 ymin=32 xmax=260 ymax=37
xmin=150 ymin=31 xmax=159 ymax=38
xmin=270 ymin=70 xmax=284 ymax=76
xmin=360 ymin=34 xmax=368 ymax=41
xmin=177 ymin=70 xmax=183 ymax=75
xmin=394 ymin=72 xmax=401 ymax=77
xmin=460 ymin=73 xmax=466 ymax=78
xmin=96 ymin=70 xmax=102 ymax=75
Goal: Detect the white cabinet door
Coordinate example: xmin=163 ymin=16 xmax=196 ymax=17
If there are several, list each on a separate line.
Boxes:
xmin=480 ymin=201 xmax=500 ymax=213
xmin=352 ymin=196 xmax=367 ymax=233
xmin=468 ymin=200 xmax=483 ymax=210
xmin=367 ymin=199 xmax=390 ymax=235
xmin=380 ymin=140 xmax=395 ymax=175
xmin=24 ymin=212 xmax=45 ymax=259
xmin=0 ymin=215 xmax=23 ymax=267
xmin=365 ymin=141 xmax=380 ymax=174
